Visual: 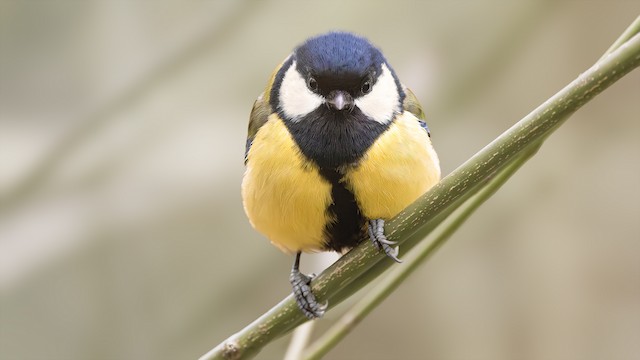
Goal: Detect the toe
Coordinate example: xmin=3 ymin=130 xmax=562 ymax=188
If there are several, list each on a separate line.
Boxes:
xmin=290 ymin=270 xmax=327 ymax=319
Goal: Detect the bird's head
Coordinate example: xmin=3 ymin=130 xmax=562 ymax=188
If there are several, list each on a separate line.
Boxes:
xmin=270 ymin=32 xmax=405 ymax=125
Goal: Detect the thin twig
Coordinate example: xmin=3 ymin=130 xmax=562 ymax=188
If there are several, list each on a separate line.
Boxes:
xmin=284 ymin=321 xmax=315 ymax=360
xmin=301 ymin=144 xmax=541 ymax=360
xmin=299 ymin=18 xmax=640 ymax=357
xmin=200 ymin=30 xmax=640 ymax=360
xmin=599 ymin=15 xmax=640 ymax=62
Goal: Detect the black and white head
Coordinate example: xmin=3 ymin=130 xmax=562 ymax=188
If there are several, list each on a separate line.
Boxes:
xmin=268 ymin=32 xmax=406 ymax=168
xmin=270 ymin=31 xmax=405 ymax=126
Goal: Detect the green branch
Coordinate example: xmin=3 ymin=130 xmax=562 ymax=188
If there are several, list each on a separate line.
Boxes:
xmin=302 ymin=144 xmax=540 ymax=360
xmin=599 ymin=15 xmax=640 ymax=62
xmin=295 ymin=16 xmax=640 ymax=357
xmin=200 ymin=28 xmax=640 ymax=360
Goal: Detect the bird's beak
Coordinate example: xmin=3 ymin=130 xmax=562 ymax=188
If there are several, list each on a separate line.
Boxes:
xmin=327 ymin=91 xmax=353 ymax=111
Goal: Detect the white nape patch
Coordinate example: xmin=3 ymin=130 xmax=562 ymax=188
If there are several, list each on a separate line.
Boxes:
xmin=355 ymin=64 xmax=400 ymax=124
xmin=279 ymin=61 xmax=324 ymax=121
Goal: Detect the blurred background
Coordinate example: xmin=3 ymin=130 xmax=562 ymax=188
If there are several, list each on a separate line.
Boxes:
xmin=1 ymin=1 xmax=639 ymax=359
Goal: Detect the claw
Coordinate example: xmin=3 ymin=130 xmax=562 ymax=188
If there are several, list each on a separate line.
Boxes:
xmin=382 ymin=244 xmax=402 ymax=263
xmin=368 ymin=219 xmax=403 ymax=263
xmin=290 ymin=252 xmax=327 ymax=319
xmin=377 ymin=238 xmax=397 ymax=246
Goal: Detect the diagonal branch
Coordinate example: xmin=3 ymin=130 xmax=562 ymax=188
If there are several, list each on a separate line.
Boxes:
xmin=200 ymin=29 xmax=640 ymax=360
xmin=302 ymin=142 xmax=541 ymax=360
xmin=297 ymin=16 xmax=640 ymax=357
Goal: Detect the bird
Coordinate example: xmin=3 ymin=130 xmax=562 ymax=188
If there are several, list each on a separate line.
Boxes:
xmin=241 ymin=31 xmax=441 ymax=319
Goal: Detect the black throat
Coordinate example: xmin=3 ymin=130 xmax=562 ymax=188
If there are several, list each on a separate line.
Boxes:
xmin=283 ymin=107 xmax=391 ymax=251
xmin=283 ymin=106 xmax=390 ymax=169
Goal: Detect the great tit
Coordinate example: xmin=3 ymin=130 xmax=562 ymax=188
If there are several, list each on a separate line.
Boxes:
xmin=242 ymin=32 xmax=441 ymax=319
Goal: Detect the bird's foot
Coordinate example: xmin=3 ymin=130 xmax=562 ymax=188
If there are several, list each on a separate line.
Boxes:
xmin=368 ymin=219 xmax=402 ymax=263
xmin=290 ymin=267 xmax=327 ymax=319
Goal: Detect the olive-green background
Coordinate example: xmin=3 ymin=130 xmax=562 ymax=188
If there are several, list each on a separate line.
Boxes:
xmin=1 ymin=1 xmax=639 ymax=359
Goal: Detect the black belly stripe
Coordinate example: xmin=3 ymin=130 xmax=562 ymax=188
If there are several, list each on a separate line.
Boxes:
xmin=318 ymin=168 xmax=366 ymax=252
xmin=282 ymin=107 xmax=394 ymax=251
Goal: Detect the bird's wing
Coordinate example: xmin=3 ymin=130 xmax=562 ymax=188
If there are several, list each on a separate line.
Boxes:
xmin=403 ymin=87 xmax=431 ymax=137
xmin=245 ymin=92 xmax=271 ymax=164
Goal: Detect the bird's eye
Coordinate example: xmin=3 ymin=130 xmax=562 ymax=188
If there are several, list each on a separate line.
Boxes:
xmin=307 ymin=77 xmax=318 ymax=91
xmin=361 ymin=79 xmax=372 ymax=94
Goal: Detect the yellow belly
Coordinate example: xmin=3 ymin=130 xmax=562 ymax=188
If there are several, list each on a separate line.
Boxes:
xmin=242 ymin=112 xmax=441 ymax=254
xmin=344 ymin=112 xmax=441 ymax=219
xmin=242 ymin=114 xmax=333 ymax=253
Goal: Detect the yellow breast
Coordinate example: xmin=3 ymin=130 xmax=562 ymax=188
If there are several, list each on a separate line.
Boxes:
xmin=242 ymin=114 xmax=333 ymax=253
xmin=242 ymin=111 xmax=441 ymax=254
xmin=344 ymin=112 xmax=441 ymax=219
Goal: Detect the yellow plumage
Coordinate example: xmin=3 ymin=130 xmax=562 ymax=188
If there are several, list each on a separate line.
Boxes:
xmin=242 ymin=114 xmax=333 ymax=253
xmin=345 ymin=112 xmax=441 ymax=220
xmin=242 ymin=31 xmax=443 ymax=319
xmin=242 ymin=111 xmax=440 ymax=254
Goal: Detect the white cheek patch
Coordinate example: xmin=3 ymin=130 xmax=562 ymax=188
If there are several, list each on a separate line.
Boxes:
xmin=278 ymin=61 xmax=324 ymax=121
xmin=354 ymin=64 xmax=400 ymax=124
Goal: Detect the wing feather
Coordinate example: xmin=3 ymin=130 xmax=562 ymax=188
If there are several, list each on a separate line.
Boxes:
xmin=245 ymin=92 xmax=271 ymax=164
xmin=402 ymin=87 xmax=431 ymax=137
